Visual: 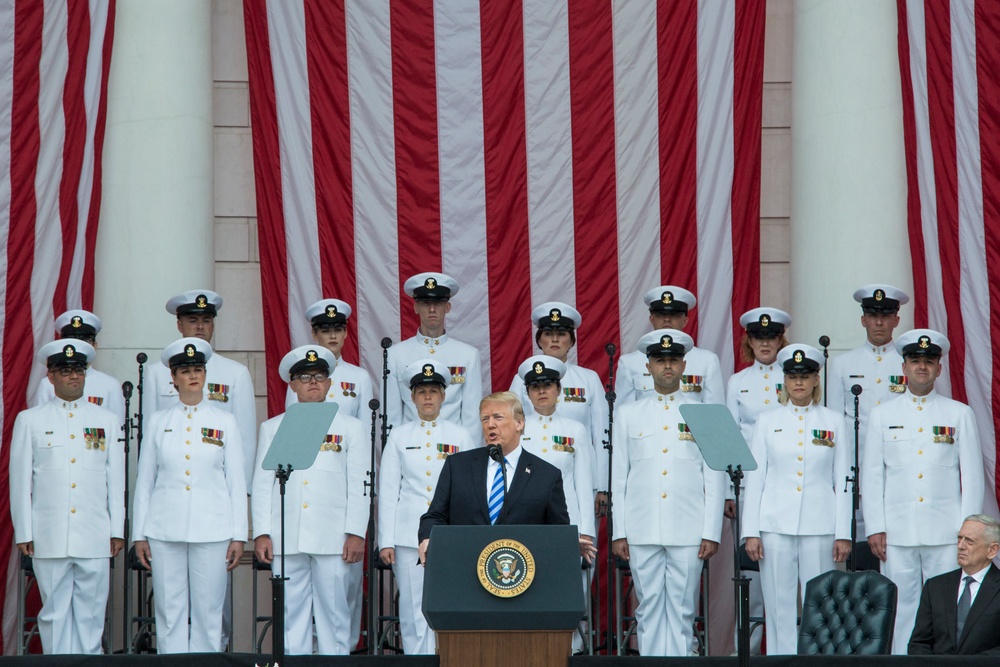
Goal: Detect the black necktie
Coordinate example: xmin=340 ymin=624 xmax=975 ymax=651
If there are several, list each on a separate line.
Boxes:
xmin=956 ymin=575 xmax=974 ymax=640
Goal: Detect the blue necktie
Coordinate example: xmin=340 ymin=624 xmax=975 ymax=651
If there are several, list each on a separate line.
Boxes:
xmin=957 ymin=575 xmax=974 ymax=640
xmin=488 ymin=459 xmax=507 ymax=525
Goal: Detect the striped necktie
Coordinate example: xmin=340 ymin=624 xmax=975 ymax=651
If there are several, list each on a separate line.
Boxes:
xmin=488 ymin=459 xmax=507 ymax=525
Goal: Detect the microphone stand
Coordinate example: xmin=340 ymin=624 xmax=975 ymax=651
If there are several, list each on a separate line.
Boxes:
xmin=365 ymin=398 xmax=380 ymax=655
xmin=845 ymin=384 xmax=862 ymax=572
xmin=129 ymin=353 xmax=147 ymax=653
xmin=120 ymin=381 xmax=134 ymax=653
xmin=135 ymin=353 xmax=147 ymax=457
xmin=818 ymin=336 xmax=830 ymax=407
xmin=603 ymin=343 xmax=616 ymax=655
xmin=271 ymin=464 xmax=292 ymax=666
xmin=380 ymin=338 xmax=393 ymax=449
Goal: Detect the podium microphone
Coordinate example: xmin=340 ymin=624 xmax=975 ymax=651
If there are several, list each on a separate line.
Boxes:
xmin=381 ymin=337 xmax=392 ymax=349
xmin=122 ymin=381 xmax=133 ymax=399
xmin=136 ymin=352 xmax=147 ymax=364
xmin=605 ymin=343 xmax=617 ymax=357
xmin=851 ymin=384 xmax=862 ymax=396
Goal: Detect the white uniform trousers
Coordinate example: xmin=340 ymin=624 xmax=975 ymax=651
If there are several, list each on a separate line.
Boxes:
xmin=392 ymin=546 xmax=435 ymax=654
xmin=884 ymin=544 xmax=954 ymax=655
xmin=148 ymin=539 xmax=229 ymax=654
xmin=348 ymin=558 xmax=364 ymax=652
xmin=33 ymin=557 xmax=108 ymax=655
xmin=277 ymin=553 xmax=359 ymax=655
xmin=629 ymin=544 xmax=702 ymax=656
xmin=758 ymin=532 xmax=834 ymax=655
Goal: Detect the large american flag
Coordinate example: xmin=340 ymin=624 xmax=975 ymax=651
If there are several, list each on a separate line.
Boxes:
xmin=0 ymin=0 xmax=116 ymax=653
xmin=897 ymin=0 xmax=1000 ymax=519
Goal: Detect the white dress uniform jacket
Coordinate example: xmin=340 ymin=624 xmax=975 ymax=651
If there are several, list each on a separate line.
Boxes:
xmin=861 ymin=389 xmax=984 ymax=546
xmin=10 ymin=399 xmax=125 ymax=557
xmin=252 ymin=412 xmax=368 ymax=553
xmin=284 ymin=357 xmax=374 ymax=419
xmin=612 ymin=391 xmax=725 ymax=546
xmin=145 ymin=352 xmax=257 ymax=487
xmin=827 ymin=341 xmax=905 ymax=438
xmin=615 ymin=346 xmax=725 ymax=407
xmin=521 ymin=412 xmax=596 ymax=539
xmin=378 ymin=418 xmax=475 ymax=550
xmin=742 ymin=403 xmax=852 ymax=540
xmin=510 ymin=363 xmax=608 ymax=491
xmin=32 ymin=366 xmax=126 ymax=428
xmin=132 ymin=402 xmax=247 ymax=543
xmin=386 ymin=333 xmax=483 ymax=434
xmin=726 ymin=362 xmax=782 ymax=445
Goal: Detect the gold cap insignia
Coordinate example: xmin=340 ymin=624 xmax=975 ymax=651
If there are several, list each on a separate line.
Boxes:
xmin=918 ymin=335 xmax=930 ymax=349
xmin=326 ymin=305 xmax=337 ymax=318
xmin=71 ymin=316 xmax=82 ymax=328
xmin=874 ymin=289 xmax=885 ymax=301
xmin=196 ymin=295 xmax=208 ymax=309
xmin=662 ymin=291 xmax=673 ymax=304
xmin=425 ymin=277 xmax=436 ymax=290
xmin=64 ymin=345 xmax=75 ymax=358
xmin=185 ymin=344 xmax=196 ymax=358
xmin=306 ymin=350 xmax=318 ymax=362
xmin=760 ymin=315 xmax=769 ymax=327
xmin=423 ymin=364 xmax=434 ymax=377
xmin=533 ymin=362 xmax=544 ymax=375
xmin=550 ymin=308 xmax=561 ymax=322
xmin=661 ymin=335 xmax=673 ymax=348
xmin=793 ymin=350 xmax=804 ymax=363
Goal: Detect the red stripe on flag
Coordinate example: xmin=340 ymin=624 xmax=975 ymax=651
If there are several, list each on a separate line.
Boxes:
xmin=1 ymin=3 xmax=44 ymax=653
xmin=657 ymin=0 xmax=699 ymax=339
xmin=975 ymin=1 xmax=1000 ymax=508
xmin=82 ymin=0 xmax=116 ymax=309
xmin=730 ymin=0 xmax=765 ymax=369
xmin=897 ymin=0 xmax=928 ymax=328
xmin=480 ymin=0 xmax=532 ymax=388
xmin=305 ymin=0 xmax=359 ymax=363
xmin=924 ymin=0 xmax=967 ymax=402
xmin=392 ymin=2 xmax=442 ymax=336
xmin=55 ymin=0 xmax=91 ymax=316
xmin=568 ymin=0 xmax=619 ymax=380
xmin=244 ymin=0 xmax=291 ymax=418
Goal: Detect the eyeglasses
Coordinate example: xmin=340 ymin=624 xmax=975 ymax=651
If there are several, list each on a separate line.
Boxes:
xmin=55 ymin=366 xmax=87 ymax=377
xmin=294 ymin=372 xmax=330 ymax=384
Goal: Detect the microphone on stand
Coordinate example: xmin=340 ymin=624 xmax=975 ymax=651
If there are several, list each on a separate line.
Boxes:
xmin=851 ymin=384 xmax=862 ymax=397
xmin=605 ymin=343 xmax=617 ymax=357
xmin=819 ymin=336 xmax=831 ymax=406
xmin=381 ymin=337 xmax=392 ymax=349
xmin=136 ymin=352 xmax=147 ymax=364
xmin=122 ymin=381 xmax=133 ymax=399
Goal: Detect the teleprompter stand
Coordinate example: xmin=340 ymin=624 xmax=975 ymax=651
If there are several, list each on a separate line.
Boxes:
xmin=680 ymin=403 xmax=757 ymax=667
xmin=260 ymin=402 xmax=338 ymax=665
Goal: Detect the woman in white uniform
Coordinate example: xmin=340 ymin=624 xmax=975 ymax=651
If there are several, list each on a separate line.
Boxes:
xmin=378 ymin=359 xmax=474 ymax=654
xmin=724 ymin=307 xmax=791 ymax=654
xmin=132 ymin=337 xmax=247 ymax=654
xmin=742 ymin=344 xmax=852 ymax=655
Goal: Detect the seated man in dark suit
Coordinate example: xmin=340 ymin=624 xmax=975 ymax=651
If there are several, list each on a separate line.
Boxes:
xmin=418 ymin=391 xmax=590 ymax=564
xmin=909 ymin=513 xmax=1000 ymax=655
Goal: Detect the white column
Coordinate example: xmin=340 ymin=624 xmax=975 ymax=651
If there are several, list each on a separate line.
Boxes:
xmin=790 ymin=0 xmax=912 ymax=352
xmin=95 ymin=0 xmax=215 ymax=383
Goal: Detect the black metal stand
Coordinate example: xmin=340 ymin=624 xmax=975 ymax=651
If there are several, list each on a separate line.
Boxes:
xmin=845 ymin=385 xmax=862 ymax=572
xmin=271 ymin=463 xmax=292 ymax=665
xmin=127 ymin=353 xmax=147 ymax=653
xmin=603 ymin=344 xmax=617 ymax=655
xmin=365 ymin=398 xmax=380 ymax=655
xmin=120 ymin=381 xmax=134 ymax=652
xmin=727 ymin=464 xmax=750 ymax=667
xmin=819 ymin=335 xmax=830 ymax=407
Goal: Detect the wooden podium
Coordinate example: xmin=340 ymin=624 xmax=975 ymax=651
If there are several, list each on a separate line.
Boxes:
xmin=423 ymin=525 xmax=584 ymax=667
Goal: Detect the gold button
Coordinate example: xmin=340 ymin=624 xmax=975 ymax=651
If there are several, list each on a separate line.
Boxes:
xmin=70 ymin=434 xmax=75 ymax=439
xmin=764 ymin=399 xmax=770 ymax=404
xmin=797 ymin=471 xmax=803 ymax=477
xmin=798 ymin=429 xmax=804 ymax=434
xmin=876 ymin=378 xmax=882 ymax=384
xmin=798 ymin=442 xmax=803 ymax=447
xmin=663 ymin=448 xmax=668 ymax=453
xmin=542 ymin=448 xmax=548 ymax=453
xmin=427 ymin=501 xmax=431 ymax=506
xmin=47 ymin=443 xmax=51 ymax=447
xmin=185 ymin=454 xmax=191 ymax=460
xmin=429 ymin=349 xmax=435 ymax=354
xmin=918 ymin=497 xmax=924 ymax=502
xmin=797 ymin=456 xmax=803 ymax=461
xmin=303 ymin=503 xmax=309 ymax=509
xmin=185 ymin=470 xmax=191 ymax=476
xmin=70 ymin=458 xmax=76 ymax=463
xmin=917 ymin=473 xmax=923 ymax=479
xmin=918 ymin=427 xmax=923 ymax=433
xmin=185 ymin=485 xmax=191 ymax=491
xmin=639 ymin=432 xmax=644 ymax=437
xmin=186 ymin=426 xmax=192 ymax=432
xmin=797 ymin=486 xmax=802 ymax=492
xmin=543 ymin=424 xmax=548 ymax=429
xmin=68 ymin=413 xmax=73 ymax=418
xmin=543 ymin=436 xmax=548 ymax=441
xmin=917 ymin=406 xmax=923 ymax=411
xmin=662 ymin=470 xmax=667 ymax=476
xmin=798 ymin=416 xmax=804 ymax=421
xmin=764 ymin=387 xmax=770 ymax=392
xmin=918 ymin=450 xmax=923 ymax=455
xmin=71 ymin=483 xmax=76 ymax=488
xmin=71 ymin=508 xmax=76 ymax=513
xmin=426 ymin=456 xmax=431 ymax=461
xmin=426 ymin=431 xmax=431 ymax=435
xmin=425 ymin=443 xmax=430 ymax=448
xmin=662 ymin=425 xmax=668 ymax=430
xmin=186 ymin=440 xmax=191 ymax=445
xmin=187 ymin=414 xmax=192 ymax=419
xmin=426 ymin=486 xmax=432 ymax=492
xmin=303 ymin=480 xmax=309 ymax=485
xmin=764 ymin=374 xmax=769 ymax=379
xmin=426 ymin=471 xmax=431 ymax=476
xmin=661 ymin=493 xmax=666 ymax=499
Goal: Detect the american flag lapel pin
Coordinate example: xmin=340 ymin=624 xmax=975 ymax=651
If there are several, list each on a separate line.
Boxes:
xmin=525 ymin=467 xmax=531 ymax=474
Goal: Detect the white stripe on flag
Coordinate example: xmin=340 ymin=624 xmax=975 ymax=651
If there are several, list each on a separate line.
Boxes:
xmin=612 ymin=0 xmax=661 ymax=352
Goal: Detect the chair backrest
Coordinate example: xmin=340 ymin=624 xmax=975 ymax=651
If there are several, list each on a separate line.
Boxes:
xmin=798 ymin=569 xmax=897 ymax=655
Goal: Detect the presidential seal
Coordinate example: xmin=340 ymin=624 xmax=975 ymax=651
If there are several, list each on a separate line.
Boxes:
xmin=477 ymin=539 xmax=535 ymax=598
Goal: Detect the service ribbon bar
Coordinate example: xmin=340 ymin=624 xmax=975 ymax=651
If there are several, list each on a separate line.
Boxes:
xmin=552 ymin=435 xmax=576 ymax=452
xmin=321 ymin=434 xmax=344 ymax=452
xmin=889 ymin=375 xmax=908 ymax=393
xmin=207 ymin=383 xmax=230 ymax=403
xmin=678 ymin=423 xmax=695 ymax=441
xmin=811 ymin=429 xmax=835 ymax=447
xmin=933 ymin=426 xmax=956 ymax=444
xmin=87 ymin=396 xmax=104 ymax=406
xmin=340 ymin=382 xmax=356 ymax=397
xmin=83 ymin=427 xmax=107 ymax=451
xmin=201 ymin=427 xmax=224 ymax=446
xmin=681 ymin=376 xmax=703 ymax=393
xmin=448 ymin=367 xmax=466 ymax=384
xmin=436 ymin=443 xmax=458 ymax=459
xmin=562 ymin=387 xmax=587 ymax=403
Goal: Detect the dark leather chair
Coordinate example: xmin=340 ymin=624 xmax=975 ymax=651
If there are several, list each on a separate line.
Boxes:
xmin=798 ymin=569 xmax=897 ymax=655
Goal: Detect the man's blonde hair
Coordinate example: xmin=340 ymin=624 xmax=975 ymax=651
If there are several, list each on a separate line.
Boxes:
xmin=480 ymin=391 xmax=526 ymax=424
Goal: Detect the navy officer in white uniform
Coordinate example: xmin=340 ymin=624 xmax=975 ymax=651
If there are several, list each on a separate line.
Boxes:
xmin=615 ymin=285 xmax=725 ymax=406
xmin=132 ymin=338 xmax=247 ymax=654
xmin=612 ymin=329 xmax=725 ymax=656
xmin=284 ymin=298 xmax=374 ymax=418
xmin=252 ymin=345 xmax=368 ymax=655
xmin=386 ymin=273 xmax=483 ymax=436
xmin=10 ymin=339 xmax=124 ymax=655
xmin=827 ymin=284 xmax=909 ymax=569
xmin=862 ymin=328 xmax=985 ymax=654
xmin=32 ymin=309 xmax=125 ymax=426
xmin=378 ymin=359 xmax=474 ymax=655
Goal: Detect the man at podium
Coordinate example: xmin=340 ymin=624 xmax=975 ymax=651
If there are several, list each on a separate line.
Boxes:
xmin=417 ymin=392 xmax=574 ymax=564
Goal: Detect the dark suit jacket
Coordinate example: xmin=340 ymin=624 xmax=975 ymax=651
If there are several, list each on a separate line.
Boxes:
xmin=908 ymin=563 xmax=1000 ymax=655
xmin=417 ymin=446 xmax=570 ymax=542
